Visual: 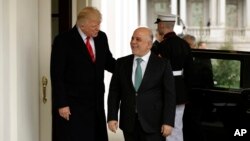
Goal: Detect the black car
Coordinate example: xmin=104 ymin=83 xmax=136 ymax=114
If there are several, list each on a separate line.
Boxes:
xmin=190 ymin=49 xmax=250 ymax=141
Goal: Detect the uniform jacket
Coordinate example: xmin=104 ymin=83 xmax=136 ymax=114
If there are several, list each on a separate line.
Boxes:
xmin=158 ymin=32 xmax=193 ymax=104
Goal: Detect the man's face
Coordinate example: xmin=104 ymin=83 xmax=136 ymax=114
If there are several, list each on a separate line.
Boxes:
xmin=157 ymin=22 xmax=165 ymax=36
xmin=130 ymin=28 xmax=151 ymax=57
xmin=80 ymin=19 xmax=101 ymax=37
xmin=199 ymin=43 xmax=207 ymax=49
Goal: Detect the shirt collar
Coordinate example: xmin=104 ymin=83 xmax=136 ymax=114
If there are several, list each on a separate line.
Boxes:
xmin=134 ymin=51 xmax=151 ymax=63
xmin=77 ymin=26 xmax=88 ymax=40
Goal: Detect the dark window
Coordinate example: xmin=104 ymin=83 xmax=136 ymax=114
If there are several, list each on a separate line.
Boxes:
xmin=52 ymin=0 xmax=72 ymax=39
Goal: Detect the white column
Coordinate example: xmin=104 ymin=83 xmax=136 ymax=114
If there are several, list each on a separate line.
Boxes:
xmin=17 ymin=0 xmax=40 ymax=140
xmin=91 ymin=0 xmax=101 ymax=8
xmin=0 ymin=0 xmax=40 ymax=140
xmin=209 ymin=0 xmax=217 ymax=26
xmin=208 ymin=0 xmax=226 ymax=42
xmin=245 ymin=0 xmax=250 ymax=27
xmin=99 ymin=0 xmax=138 ymax=58
xmin=180 ymin=0 xmax=186 ymax=24
xmin=171 ymin=0 xmax=177 ymax=15
xmin=0 ymin=0 xmax=19 ymax=140
xmin=0 ymin=1 xmax=6 ymax=141
xmin=218 ymin=0 xmax=226 ymax=27
xmin=245 ymin=0 xmax=250 ymax=37
xmin=139 ymin=0 xmax=147 ymax=26
xmin=0 ymin=1 xmax=3 ymax=140
xmin=8 ymin=0 xmax=19 ymax=140
xmin=173 ymin=0 xmax=186 ymax=34
xmin=0 ymin=3 xmax=2 ymax=140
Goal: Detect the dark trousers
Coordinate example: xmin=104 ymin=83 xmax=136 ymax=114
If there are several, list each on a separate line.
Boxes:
xmin=123 ymin=114 xmax=165 ymax=141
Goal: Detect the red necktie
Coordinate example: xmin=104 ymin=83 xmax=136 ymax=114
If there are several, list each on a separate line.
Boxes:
xmin=85 ymin=37 xmax=95 ymax=62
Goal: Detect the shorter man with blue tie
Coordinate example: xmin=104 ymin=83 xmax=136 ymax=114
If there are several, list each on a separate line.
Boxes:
xmin=107 ymin=27 xmax=176 ymax=141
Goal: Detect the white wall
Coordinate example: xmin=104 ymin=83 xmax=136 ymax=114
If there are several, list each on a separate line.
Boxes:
xmin=0 ymin=0 xmax=39 ymax=140
xmin=93 ymin=0 xmax=139 ymax=58
xmin=0 ymin=0 xmax=9 ymax=140
xmin=0 ymin=0 xmax=3 ymax=138
xmin=90 ymin=1 xmax=139 ymax=117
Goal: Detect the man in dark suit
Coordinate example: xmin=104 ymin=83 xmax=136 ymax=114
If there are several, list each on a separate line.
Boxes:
xmin=50 ymin=6 xmax=116 ymax=141
xmin=107 ymin=27 xmax=176 ymax=141
xmin=154 ymin=15 xmax=193 ymax=141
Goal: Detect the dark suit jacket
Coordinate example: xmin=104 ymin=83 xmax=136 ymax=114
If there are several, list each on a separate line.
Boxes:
xmin=50 ymin=26 xmax=115 ymax=141
xmin=108 ymin=53 xmax=176 ymax=133
xmin=157 ymin=32 xmax=193 ymax=104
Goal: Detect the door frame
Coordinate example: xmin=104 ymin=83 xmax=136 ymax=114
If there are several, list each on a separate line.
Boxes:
xmin=39 ymin=0 xmax=52 ymax=141
xmin=38 ymin=1 xmax=89 ymax=140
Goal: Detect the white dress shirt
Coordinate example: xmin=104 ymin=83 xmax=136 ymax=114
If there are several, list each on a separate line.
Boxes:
xmin=77 ymin=26 xmax=96 ymax=57
xmin=132 ymin=51 xmax=151 ymax=86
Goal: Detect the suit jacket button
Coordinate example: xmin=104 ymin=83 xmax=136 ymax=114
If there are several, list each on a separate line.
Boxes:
xmin=135 ymin=93 xmax=138 ymax=96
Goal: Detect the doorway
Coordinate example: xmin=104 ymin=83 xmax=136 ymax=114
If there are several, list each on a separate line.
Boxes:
xmin=52 ymin=0 xmax=72 ymax=39
xmin=39 ymin=1 xmax=73 ymax=141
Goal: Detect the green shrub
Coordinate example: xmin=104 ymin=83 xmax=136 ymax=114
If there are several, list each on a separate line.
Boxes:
xmin=212 ymin=42 xmax=240 ymax=89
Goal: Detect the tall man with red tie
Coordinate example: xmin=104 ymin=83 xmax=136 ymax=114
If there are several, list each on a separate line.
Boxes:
xmin=50 ymin=6 xmax=116 ymax=141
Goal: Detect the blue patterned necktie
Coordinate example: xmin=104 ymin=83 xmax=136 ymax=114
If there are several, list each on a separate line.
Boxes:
xmin=134 ymin=58 xmax=143 ymax=91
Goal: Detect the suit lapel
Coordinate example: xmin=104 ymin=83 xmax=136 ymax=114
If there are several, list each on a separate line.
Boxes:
xmin=137 ymin=53 xmax=158 ymax=92
xmin=123 ymin=54 xmax=157 ymax=93
xmin=73 ymin=26 xmax=96 ymax=64
xmin=120 ymin=55 xmax=134 ymax=91
xmin=126 ymin=56 xmax=135 ymax=90
xmin=93 ymin=37 xmax=99 ymax=64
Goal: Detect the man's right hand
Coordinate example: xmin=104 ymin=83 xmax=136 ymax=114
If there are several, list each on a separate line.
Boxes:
xmin=161 ymin=124 xmax=173 ymax=137
xmin=108 ymin=120 xmax=118 ymax=133
xmin=59 ymin=106 xmax=71 ymax=120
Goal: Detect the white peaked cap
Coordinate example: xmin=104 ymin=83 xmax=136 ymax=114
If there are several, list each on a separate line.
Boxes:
xmin=154 ymin=14 xmax=177 ymax=23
